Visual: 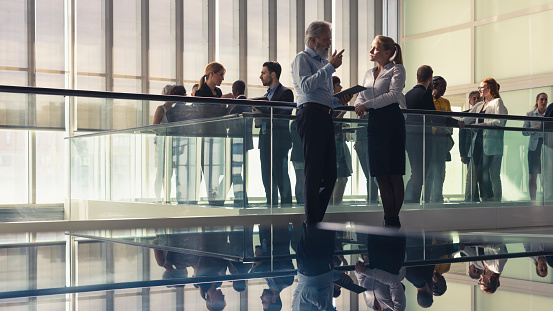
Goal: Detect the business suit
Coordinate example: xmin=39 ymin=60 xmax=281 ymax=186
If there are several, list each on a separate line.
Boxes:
xmin=460 ymin=108 xmax=482 ymax=202
xmin=257 ymin=83 xmax=294 ymax=205
xmin=404 ymin=85 xmax=435 ymax=203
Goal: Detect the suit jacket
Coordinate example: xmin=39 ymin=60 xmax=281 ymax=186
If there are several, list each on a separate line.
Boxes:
xmin=257 ymin=83 xmax=294 ymax=150
xmin=459 ymin=108 xmax=473 ymax=158
xmin=464 ymin=98 xmax=508 ymax=156
xmin=405 ymin=85 xmax=435 ymax=135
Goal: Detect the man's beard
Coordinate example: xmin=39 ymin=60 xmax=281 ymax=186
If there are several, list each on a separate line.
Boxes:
xmin=314 ymin=43 xmax=330 ymax=60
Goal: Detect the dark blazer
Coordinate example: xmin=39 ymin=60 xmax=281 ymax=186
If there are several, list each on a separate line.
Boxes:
xmin=405 ymin=85 xmax=435 ymax=135
xmin=458 ymin=108 xmax=473 ymax=158
xmin=229 ymin=94 xmax=254 ymax=150
xmin=257 ymin=83 xmax=294 ymax=150
xmin=194 ymin=82 xmax=227 ymax=118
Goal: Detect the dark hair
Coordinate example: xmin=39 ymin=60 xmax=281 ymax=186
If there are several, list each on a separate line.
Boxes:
xmin=481 ymin=78 xmax=500 ymax=99
xmin=375 ymin=35 xmax=403 ymax=65
xmin=432 ymin=272 xmax=447 ymax=296
xmin=192 ymin=83 xmax=199 ymax=89
xmin=264 ymin=296 xmax=282 ymax=311
xmin=433 ymin=76 xmax=446 ymax=87
xmin=332 ymin=76 xmax=341 ymax=85
xmin=468 ymin=90 xmax=480 ymax=99
xmin=333 ymin=285 xmax=341 ymax=298
xmin=169 ymin=85 xmax=186 ymax=96
xmin=416 ymin=65 xmax=433 ymax=83
xmin=417 ymin=290 xmax=433 ymax=308
xmin=481 ymin=272 xmax=501 ymax=294
xmin=232 ymin=80 xmax=246 ymax=95
xmin=263 ymin=61 xmax=282 ymax=80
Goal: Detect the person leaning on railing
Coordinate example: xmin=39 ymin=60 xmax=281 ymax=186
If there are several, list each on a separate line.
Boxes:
xmin=195 ymin=62 xmax=234 ymax=205
xmin=522 ymin=92 xmax=548 ymax=201
xmin=463 ymin=78 xmax=508 ymax=202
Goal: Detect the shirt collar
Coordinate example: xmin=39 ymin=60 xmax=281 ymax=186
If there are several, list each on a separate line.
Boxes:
xmin=371 ymin=62 xmax=395 ymax=73
xmin=533 ymin=108 xmax=545 ymax=116
xmin=267 ymin=83 xmax=280 ymax=95
xmin=305 ymin=47 xmax=322 ymax=61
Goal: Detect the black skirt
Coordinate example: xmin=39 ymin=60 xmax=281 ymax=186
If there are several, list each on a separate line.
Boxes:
xmin=367 ymin=103 xmax=406 ymax=176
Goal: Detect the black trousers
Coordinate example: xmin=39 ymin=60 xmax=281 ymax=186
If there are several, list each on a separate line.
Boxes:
xmin=296 ymin=222 xmax=335 ymax=276
xmin=296 ymin=104 xmax=337 ymax=224
xmin=259 ymin=130 xmax=293 ymax=205
xmin=405 ymin=132 xmax=433 ymax=203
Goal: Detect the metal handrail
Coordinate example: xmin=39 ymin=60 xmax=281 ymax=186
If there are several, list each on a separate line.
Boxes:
xmin=1 ymin=84 xmax=552 ymax=122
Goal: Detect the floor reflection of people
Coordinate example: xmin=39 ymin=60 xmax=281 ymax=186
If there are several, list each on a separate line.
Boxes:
xmin=405 ymin=236 xmax=459 ymax=308
xmin=355 ymin=233 xmax=407 ymax=311
xmin=461 ymin=244 xmax=507 ymax=294
xmin=292 ymin=223 xmax=353 ymax=310
xmin=254 ymin=221 xmax=295 ymax=311
xmin=523 ymin=243 xmax=548 ymax=278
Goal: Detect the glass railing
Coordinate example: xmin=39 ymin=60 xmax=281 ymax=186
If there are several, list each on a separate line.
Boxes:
xmin=1 ymin=85 xmax=553 ymax=224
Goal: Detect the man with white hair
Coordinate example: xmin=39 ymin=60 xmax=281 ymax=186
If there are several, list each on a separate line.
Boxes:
xmin=291 ymin=20 xmax=352 ymax=226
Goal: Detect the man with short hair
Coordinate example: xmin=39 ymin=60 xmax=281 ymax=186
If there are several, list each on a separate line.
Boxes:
xmin=226 ymin=80 xmax=253 ymax=206
xmin=404 ymin=65 xmax=435 ymax=203
xmin=291 ymin=20 xmax=352 ymax=225
xmin=460 ymin=91 xmax=482 ymax=202
xmin=252 ymin=61 xmax=294 ymax=206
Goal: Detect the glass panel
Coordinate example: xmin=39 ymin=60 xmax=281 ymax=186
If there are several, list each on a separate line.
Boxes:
xmin=475 ymin=0 xmax=553 ymax=20
xmin=36 ymin=131 xmax=65 ymax=204
xmin=149 ymin=0 xmax=176 ymax=83
xmin=76 ymin=0 xmax=105 ymax=78
xmin=217 ymin=0 xmax=238 ymax=92
xmin=403 ymin=0 xmax=471 ymax=36
xmin=35 ymin=0 xmax=65 ymax=75
xmin=182 ymin=0 xmax=207 ymax=86
xmin=276 ymin=0 xmax=293 ymax=89
xmin=0 ymin=130 xmax=28 ymax=204
xmin=246 ymin=0 xmax=265 ymax=98
xmin=0 ymin=1 xmax=27 ymax=69
xmin=404 ymin=29 xmax=471 ymax=89
xmin=113 ymin=0 xmax=141 ymax=78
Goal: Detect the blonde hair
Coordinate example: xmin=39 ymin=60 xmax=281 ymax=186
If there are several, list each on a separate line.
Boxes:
xmin=199 ymin=62 xmax=226 ymax=89
xmin=375 ymin=35 xmax=403 ymax=65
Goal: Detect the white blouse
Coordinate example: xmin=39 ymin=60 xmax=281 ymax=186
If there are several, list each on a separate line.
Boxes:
xmin=355 ymin=62 xmax=406 ymax=109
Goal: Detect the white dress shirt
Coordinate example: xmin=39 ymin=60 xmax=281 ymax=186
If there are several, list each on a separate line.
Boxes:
xmin=292 ymin=270 xmax=341 ymax=311
xmin=355 ymin=267 xmax=406 ymax=311
xmin=354 ymin=62 xmax=406 ymax=110
xmin=523 ymin=108 xmax=545 ymax=151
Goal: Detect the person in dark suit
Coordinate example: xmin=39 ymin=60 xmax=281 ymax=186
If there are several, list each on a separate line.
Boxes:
xmin=252 ymin=61 xmax=294 ymax=206
xmin=404 ymin=65 xmax=435 ymax=203
xmin=460 ymin=91 xmax=482 ymax=202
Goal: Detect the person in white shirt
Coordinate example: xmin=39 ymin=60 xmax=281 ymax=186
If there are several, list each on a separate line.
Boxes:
xmin=463 ymin=78 xmax=508 ymax=202
xmin=354 ymin=35 xmax=406 ymax=228
xmin=523 ymin=93 xmax=548 ymax=200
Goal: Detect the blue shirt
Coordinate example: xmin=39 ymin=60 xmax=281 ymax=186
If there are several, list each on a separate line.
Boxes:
xmin=265 ymin=83 xmax=280 ymax=101
xmin=291 ymin=47 xmax=339 ymax=108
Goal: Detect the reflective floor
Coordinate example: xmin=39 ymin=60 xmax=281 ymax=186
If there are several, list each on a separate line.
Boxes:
xmin=2 ymin=221 xmax=553 ymax=310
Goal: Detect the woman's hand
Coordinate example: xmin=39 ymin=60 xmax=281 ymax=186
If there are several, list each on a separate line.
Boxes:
xmin=354 ymin=103 xmax=367 ymax=116
xmin=355 ymin=261 xmax=367 ymax=274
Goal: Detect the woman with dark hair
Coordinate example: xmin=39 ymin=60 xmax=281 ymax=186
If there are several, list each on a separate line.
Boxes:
xmin=523 ymin=93 xmax=548 ymax=200
xmin=464 ymin=78 xmax=508 ymax=202
xmin=354 ymin=35 xmax=406 ymax=227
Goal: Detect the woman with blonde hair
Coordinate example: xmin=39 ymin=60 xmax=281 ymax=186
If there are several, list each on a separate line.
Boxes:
xmin=354 ymin=35 xmax=406 ymax=227
xmin=464 ymin=78 xmax=508 ymax=202
xmin=195 ymin=62 xmax=234 ymax=205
